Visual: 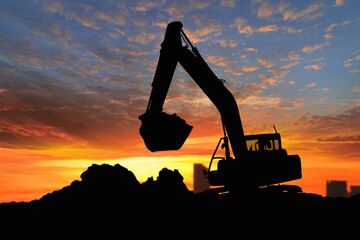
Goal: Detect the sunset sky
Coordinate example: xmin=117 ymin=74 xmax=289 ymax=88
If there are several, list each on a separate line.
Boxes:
xmin=0 ymin=0 xmax=359 ymax=202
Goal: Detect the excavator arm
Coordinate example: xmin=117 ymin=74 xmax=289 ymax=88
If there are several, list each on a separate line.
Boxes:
xmin=139 ymin=21 xmax=247 ymax=159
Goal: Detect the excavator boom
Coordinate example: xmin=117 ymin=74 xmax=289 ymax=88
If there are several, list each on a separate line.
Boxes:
xmin=140 ymin=21 xmax=247 ymax=157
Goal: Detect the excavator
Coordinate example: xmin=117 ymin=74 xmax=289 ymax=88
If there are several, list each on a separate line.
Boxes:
xmin=139 ymin=21 xmax=301 ymax=191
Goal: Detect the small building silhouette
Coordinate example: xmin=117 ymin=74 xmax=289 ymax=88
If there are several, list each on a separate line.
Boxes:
xmin=193 ymin=164 xmax=209 ymax=193
xmin=326 ymin=180 xmax=347 ymax=197
xmin=350 ymin=186 xmax=360 ymax=197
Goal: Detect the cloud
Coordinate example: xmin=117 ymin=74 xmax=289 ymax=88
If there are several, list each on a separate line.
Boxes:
xmin=290 ymin=107 xmax=360 ymax=142
xmin=224 ymin=68 xmax=243 ymax=76
xmin=258 ymin=75 xmax=278 ymax=86
xmin=132 ymin=0 xmax=166 ymax=11
xmin=189 ymin=0 xmax=212 ymax=9
xmin=334 ymin=0 xmax=344 ymax=7
xmin=241 ymin=95 xmax=281 ymax=107
xmin=306 ymin=83 xmax=316 ymax=87
xmin=207 ymin=55 xmax=229 ymax=67
xmin=282 ymin=3 xmax=325 ymax=21
xmin=342 ymin=20 xmax=352 ymax=26
xmin=289 ymin=51 xmax=302 ymax=60
xmin=166 ymin=0 xmax=190 ymax=18
xmin=69 ymin=11 xmax=101 ymax=30
xmin=242 ymin=66 xmax=260 ymax=72
xmin=304 ymin=64 xmax=322 ymax=70
xmin=0 ymin=78 xmax=148 ymax=150
xmin=116 ymin=46 xmax=149 ymax=57
xmin=244 ymin=47 xmax=258 ymax=53
xmin=254 ymin=1 xmax=325 ymax=21
xmin=258 ymin=69 xmax=288 ymax=87
xmin=256 ymin=1 xmax=276 ymax=19
xmin=213 ymin=39 xmax=238 ymax=48
xmin=185 ymin=18 xmax=223 ymax=43
xmin=232 ymin=83 xmax=266 ymax=101
xmin=0 ymin=32 xmax=150 ymax=152
xmin=193 ymin=22 xmax=222 ymax=37
xmin=279 ymin=61 xmax=299 ymax=69
xmin=344 ymin=55 xmax=360 ymax=67
xmin=88 ymin=46 xmax=134 ymax=68
xmin=234 ymin=17 xmax=253 ymax=37
xmin=127 ymin=31 xmax=157 ymax=45
xmin=220 ymin=0 xmax=235 ymax=8
xmin=0 ymin=33 xmax=70 ymax=69
xmin=42 ymin=1 xmax=63 ymax=14
xmin=48 ymin=2 xmax=127 ymax=30
xmin=318 ymin=135 xmax=360 ymax=142
xmin=257 ymin=24 xmax=279 ymax=33
xmin=326 ymin=23 xmax=338 ymax=32
xmin=229 ymin=40 xmax=239 ymax=48
xmin=323 ymin=33 xmax=333 ymax=40
xmin=281 ymin=26 xmax=306 ymax=34
xmin=93 ymin=9 xmax=126 ymax=26
xmin=257 ymin=58 xmax=274 ymax=68
xmin=302 ymin=42 xmax=330 ymax=53
xmin=352 ymin=87 xmax=360 ymax=92
xmin=268 ymin=69 xmax=289 ymax=79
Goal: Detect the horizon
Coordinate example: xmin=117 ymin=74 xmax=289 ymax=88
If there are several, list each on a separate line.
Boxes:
xmin=0 ymin=0 xmax=359 ymax=202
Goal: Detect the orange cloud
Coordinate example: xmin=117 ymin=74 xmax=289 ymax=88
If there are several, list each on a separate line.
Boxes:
xmin=282 ymin=3 xmax=324 ymax=21
xmin=304 ymin=64 xmax=322 ymax=70
xmin=326 ymin=23 xmax=338 ymax=32
xmin=280 ymin=61 xmax=299 ymax=69
xmin=268 ymin=69 xmax=289 ymax=79
xmin=323 ymin=33 xmax=333 ymax=40
xmin=257 ymin=58 xmax=274 ymax=68
xmin=306 ymin=82 xmax=316 ymax=87
xmin=259 ymin=75 xmax=278 ymax=86
xmin=257 ymin=24 xmax=279 ymax=33
xmin=244 ymin=47 xmax=258 ymax=52
xmin=344 ymin=55 xmax=360 ymax=67
xmin=255 ymin=1 xmax=325 ymax=22
xmin=207 ymin=55 xmax=229 ymax=67
xmin=256 ymin=1 xmax=275 ymax=18
xmin=302 ymin=42 xmax=329 ymax=53
xmin=242 ymin=65 xmax=260 ymax=72
xmin=334 ymin=0 xmax=344 ymax=7
xmin=234 ymin=17 xmax=253 ymax=37
xmin=224 ymin=68 xmax=243 ymax=76
xmin=213 ymin=39 xmax=238 ymax=48
xmin=352 ymin=87 xmax=360 ymax=92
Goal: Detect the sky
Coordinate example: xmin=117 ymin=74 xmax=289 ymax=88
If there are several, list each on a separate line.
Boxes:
xmin=0 ymin=0 xmax=359 ymax=202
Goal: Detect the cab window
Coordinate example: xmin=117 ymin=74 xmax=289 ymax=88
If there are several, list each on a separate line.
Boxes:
xmin=274 ymin=139 xmax=280 ymax=150
xmin=264 ymin=140 xmax=273 ymax=150
xmin=246 ymin=139 xmax=257 ymax=151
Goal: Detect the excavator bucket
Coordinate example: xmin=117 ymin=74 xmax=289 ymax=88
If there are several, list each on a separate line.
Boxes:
xmin=139 ymin=112 xmax=193 ymax=152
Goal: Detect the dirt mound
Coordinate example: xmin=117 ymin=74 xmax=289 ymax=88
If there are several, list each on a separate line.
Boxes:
xmin=29 ymin=164 xmax=192 ymax=210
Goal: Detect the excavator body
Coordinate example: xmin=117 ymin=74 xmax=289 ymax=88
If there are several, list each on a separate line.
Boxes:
xmin=208 ymin=133 xmax=302 ymax=188
xmin=139 ymin=21 xmax=302 ymax=190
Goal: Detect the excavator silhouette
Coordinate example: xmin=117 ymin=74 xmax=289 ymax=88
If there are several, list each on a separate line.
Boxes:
xmin=139 ymin=22 xmax=301 ymax=191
